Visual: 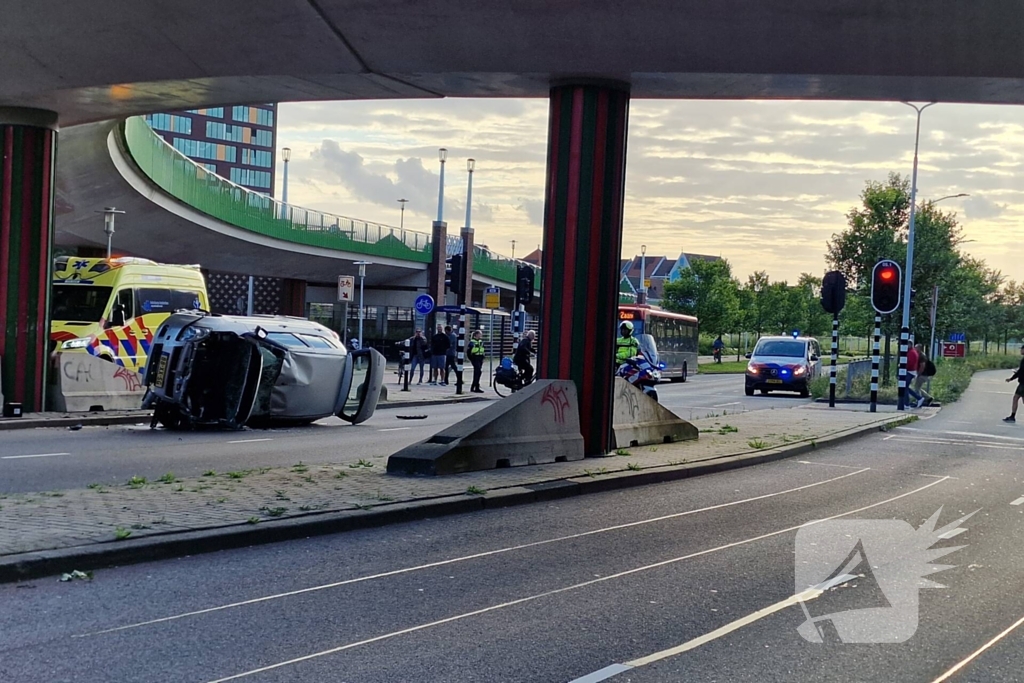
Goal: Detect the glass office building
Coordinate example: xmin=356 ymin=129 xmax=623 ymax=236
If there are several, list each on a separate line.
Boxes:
xmin=145 ymin=104 xmax=278 ymax=195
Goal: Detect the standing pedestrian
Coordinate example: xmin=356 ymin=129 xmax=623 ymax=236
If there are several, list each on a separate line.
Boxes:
xmin=905 ymin=341 xmax=923 ymax=408
xmin=468 ymin=330 xmax=486 ymax=393
xmin=444 ymin=325 xmax=458 ymax=385
xmin=913 ymin=343 xmax=935 ymax=407
xmin=429 ymin=324 xmax=450 ymax=385
xmin=408 ymin=328 xmax=428 ymax=384
xmin=1004 ymin=346 xmax=1024 ymax=422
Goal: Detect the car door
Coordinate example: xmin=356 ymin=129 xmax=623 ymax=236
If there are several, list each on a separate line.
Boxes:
xmin=336 ymin=348 xmax=386 ymax=424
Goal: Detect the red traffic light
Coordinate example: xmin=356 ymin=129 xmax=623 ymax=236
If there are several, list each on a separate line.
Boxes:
xmin=879 ymin=268 xmax=895 ymax=281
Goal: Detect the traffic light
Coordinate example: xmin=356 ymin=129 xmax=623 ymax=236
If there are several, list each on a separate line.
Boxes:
xmin=870 ymin=260 xmax=902 ymax=315
xmin=445 ymin=253 xmax=464 ymax=295
xmin=820 ymin=270 xmax=847 ymax=314
xmin=515 ymin=263 xmax=535 ymax=306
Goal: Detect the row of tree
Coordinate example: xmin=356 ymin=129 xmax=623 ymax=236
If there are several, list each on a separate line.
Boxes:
xmin=662 ymin=173 xmax=1017 ymax=350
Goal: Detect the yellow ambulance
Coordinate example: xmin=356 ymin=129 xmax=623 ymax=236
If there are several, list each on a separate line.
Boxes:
xmin=50 ymin=256 xmax=209 ymax=374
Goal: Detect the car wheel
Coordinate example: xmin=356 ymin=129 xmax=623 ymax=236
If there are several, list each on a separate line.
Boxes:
xmin=745 ymin=386 xmax=754 ymax=397
xmin=800 ymin=387 xmax=810 ymax=398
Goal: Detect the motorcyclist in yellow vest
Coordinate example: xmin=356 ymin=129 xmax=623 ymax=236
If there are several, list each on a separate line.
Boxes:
xmin=616 ymin=320 xmax=641 ymax=364
xmin=468 ymin=330 xmax=486 ymax=393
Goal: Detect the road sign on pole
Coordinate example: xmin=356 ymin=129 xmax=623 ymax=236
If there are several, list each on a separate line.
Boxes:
xmin=942 ymin=342 xmax=966 ymax=358
xmin=949 ymin=332 xmax=966 ymax=342
xmin=337 ymin=276 xmax=355 ymax=302
xmin=414 ymin=294 xmax=435 ymax=316
xmin=484 ymin=287 xmax=500 ymax=310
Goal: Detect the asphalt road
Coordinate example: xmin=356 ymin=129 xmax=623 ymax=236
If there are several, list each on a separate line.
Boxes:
xmin=0 ymin=373 xmax=802 ymax=494
xmin=4 ymin=371 xmax=1023 ymax=682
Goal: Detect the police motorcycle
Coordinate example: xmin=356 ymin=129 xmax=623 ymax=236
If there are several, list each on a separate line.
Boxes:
xmin=616 ymin=333 xmax=664 ymax=402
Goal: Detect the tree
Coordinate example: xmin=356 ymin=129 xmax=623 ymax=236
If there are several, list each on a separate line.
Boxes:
xmin=662 ymin=258 xmax=740 ymax=335
xmin=797 ymin=273 xmax=832 ymax=337
xmin=740 ymin=271 xmax=772 ymax=337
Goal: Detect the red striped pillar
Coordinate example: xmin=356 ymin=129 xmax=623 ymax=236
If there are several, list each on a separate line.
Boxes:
xmin=0 ymin=109 xmax=58 ymax=412
xmin=538 ymin=84 xmax=630 ymax=456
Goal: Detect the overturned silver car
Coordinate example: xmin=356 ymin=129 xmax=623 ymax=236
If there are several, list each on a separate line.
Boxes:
xmin=142 ymin=312 xmax=384 ymax=430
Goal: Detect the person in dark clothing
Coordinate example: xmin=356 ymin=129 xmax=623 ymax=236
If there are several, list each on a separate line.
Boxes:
xmin=513 ymin=329 xmax=536 ymax=384
xmin=1004 ymin=346 xmax=1024 ymax=422
xmin=429 ymin=324 xmax=450 ymax=385
xmin=444 ymin=325 xmax=458 ymax=385
xmin=468 ymin=330 xmax=486 ymax=393
xmin=408 ymin=329 xmax=428 ymax=384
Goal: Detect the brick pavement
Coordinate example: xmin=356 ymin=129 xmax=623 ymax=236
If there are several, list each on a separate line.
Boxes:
xmin=0 ymin=405 xmax=916 ymax=558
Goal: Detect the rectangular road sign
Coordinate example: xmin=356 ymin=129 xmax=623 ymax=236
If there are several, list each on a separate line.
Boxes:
xmin=941 ymin=342 xmax=966 ymax=358
xmin=337 ymin=276 xmax=355 ymax=302
xmin=484 ymin=287 xmax=500 ymax=310
xmin=949 ymin=332 xmax=966 ymax=342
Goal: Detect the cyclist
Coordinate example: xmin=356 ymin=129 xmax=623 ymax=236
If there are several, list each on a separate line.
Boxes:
xmin=514 ymin=329 xmax=536 ymax=384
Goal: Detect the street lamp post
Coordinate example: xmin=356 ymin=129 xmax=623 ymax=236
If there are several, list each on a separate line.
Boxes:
xmin=464 ymin=159 xmax=475 ymax=230
xmin=354 ymin=261 xmax=371 ymax=352
xmin=97 ymin=207 xmax=126 ymax=258
xmin=511 ymin=240 xmax=516 ymax=261
xmin=398 ymin=198 xmax=408 ymax=230
xmin=897 ymin=101 xmax=936 ymax=410
xmin=639 ymin=245 xmax=647 ymax=305
xmin=436 ymin=148 xmax=448 ymax=222
xmin=280 ymin=147 xmax=291 ymax=220
xmin=922 ymin=193 xmax=968 ymax=360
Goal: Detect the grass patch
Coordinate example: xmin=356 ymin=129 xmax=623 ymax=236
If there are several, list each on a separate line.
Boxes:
xmin=246 ymin=516 xmax=260 ymax=524
xmin=334 ymin=471 xmax=348 ymax=479
xmin=627 ymin=462 xmax=642 ymax=471
xmin=260 ymin=506 xmax=287 ymax=517
xmin=349 ymin=459 xmax=374 ymax=469
xmin=127 ymin=476 xmax=147 ymax=488
xmin=697 ymin=361 xmax=750 ymax=374
xmin=225 ymin=470 xmax=251 ymax=479
xmin=583 ymin=467 xmax=609 ymax=478
xmin=202 ymin=470 xmax=216 ymax=477
xmin=291 ymin=462 xmax=309 ymax=473
xmin=299 ymin=503 xmax=327 ymax=512
xmin=614 ymin=448 xmax=630 ymax=456
xmin=114 ymin=527 xmax=132 ymax=540
xmin=718 ymin=424 xmax=739 ymax=434
xmin=466 ymin=486 xmax=487 ymax=495
xmin=159 ymin=472 xmax=177 ymax=484
xmin=87 ymin=483 xmax=102 ymax=490
xmin=748 ymin=438 xmax=769 ymax=450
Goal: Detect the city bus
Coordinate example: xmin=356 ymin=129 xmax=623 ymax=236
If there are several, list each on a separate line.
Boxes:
xmin=617 ymin=305 xmax=699 ymax=382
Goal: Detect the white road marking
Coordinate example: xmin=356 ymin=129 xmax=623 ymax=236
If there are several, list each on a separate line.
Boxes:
xmin=203 ymin=476 xmax=949 ymax=683
xmin=883 ymin=434 xmax=896 ymax=440
xmin=712 ymin=402 xmax=742 ymax=408
xmin=78 ymin=467 xmax=871 ymax=638
xmin=566 ymin=665 xmax=633 ymax=683
xmin=796 ymin=461 xmax=867 ymax=470
xmin=227 ymin=438 xmax=272 ymax=444
xmin=887 ymin=436 xmax=1024 ymax=452
xmin=898 ymin=427 xmax=1024 ymax=443
xmin=1 ymin=452 xmax=71 ymax=460
xmin=1011 ymin=496 xmax=1024 ymax=506
xmin=938 ymin=527 xmax=968 ymax=539
xmin=931 ymin=612 xmax=1024 ymax=683
xmin=378 ymin=427 xmax=411 ymax=432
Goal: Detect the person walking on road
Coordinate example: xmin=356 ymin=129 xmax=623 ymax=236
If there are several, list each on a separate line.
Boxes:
xmin=408 ymin=328 xmax=428 ymax=384
xmin=1004 ymin=346 xmax=1024 ymax=422
xmin=444 ymin=325 xmax=458 ymax=385
xmin=429 ymin=324 xmax=450 ymax=386
xmin=514 ymin=329 xmax=536 ymax=384
xmin=712 ymin=334 xmax=725 ymax=363
xmin=913 ymin=343 xmax=935 ymax=408
xmin=468 ymin=330 xmax=486 ymax=393
xmin=905 ymin=341 xmax=924 ymax=407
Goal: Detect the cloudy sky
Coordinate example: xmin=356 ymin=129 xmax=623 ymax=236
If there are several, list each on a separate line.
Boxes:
xmin=277 ymin=99 xmax=1024 ymax=284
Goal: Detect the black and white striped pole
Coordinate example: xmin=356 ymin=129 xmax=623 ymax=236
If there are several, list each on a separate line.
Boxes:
xmin=455 ymin=307 xmax=467 ymax=395
xmin=870 ymin=314 xmax=881 ymax=412
xmin=829 ymin=314 xmax=839 ymax=408
xmin=897 ymin=326 xmax=910 ymax=410
xmin=401 ymin=338 xmax=411 ymax=392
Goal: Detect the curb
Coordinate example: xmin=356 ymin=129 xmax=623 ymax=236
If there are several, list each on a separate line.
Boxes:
xmin=378 ymin=396 xmax=493 ymax=410
xmin=0 ymin=413 xmax=151 ymax=431
xmin=0 ymin=414 xmax=912 ymax=583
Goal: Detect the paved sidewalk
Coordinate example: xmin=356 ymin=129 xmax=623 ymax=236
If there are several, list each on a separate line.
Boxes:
xmin=0 ymin=404 xmax=918 ymax=573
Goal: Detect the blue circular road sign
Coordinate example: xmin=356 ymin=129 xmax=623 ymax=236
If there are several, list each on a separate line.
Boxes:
xmin=414 ymin=294 xmax=435 ymax=315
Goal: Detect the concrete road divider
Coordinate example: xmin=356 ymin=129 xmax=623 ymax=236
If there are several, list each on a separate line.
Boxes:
xmin=50 ymin=352 xmax=145 ymax=412
xmin=612 ymin=378 xmax=698 ymax=449
xmin=387 ymin=379 xmax=585 ymax=475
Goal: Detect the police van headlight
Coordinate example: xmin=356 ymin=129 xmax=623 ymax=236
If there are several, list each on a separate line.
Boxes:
xmin=61 ymin=338 xmax=91 ymax=350
xmin=180 ymin=326 xmax=210 ymax=342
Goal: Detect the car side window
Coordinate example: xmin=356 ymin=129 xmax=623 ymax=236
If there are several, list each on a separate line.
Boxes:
xmin=105 ymin=288 xmax=135 ymax=328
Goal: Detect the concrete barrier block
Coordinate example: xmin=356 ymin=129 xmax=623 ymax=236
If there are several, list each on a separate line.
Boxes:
xmin=612 ymin=377 xmax=698 ymax=449
xmin=386 ymin=379 xmax=585 ymax=475
xmin=51 ymin=353 xmax=146 ymax=412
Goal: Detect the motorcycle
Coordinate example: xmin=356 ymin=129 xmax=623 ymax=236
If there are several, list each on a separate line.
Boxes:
xmin=616 ymin=333 xmax=663 ymax=402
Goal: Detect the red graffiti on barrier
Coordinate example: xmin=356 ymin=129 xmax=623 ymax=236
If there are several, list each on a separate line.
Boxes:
xmin=113 ymin=366 xmax=142 ymax=392
xmin=541 ymin=385 xmax=571 ymax=424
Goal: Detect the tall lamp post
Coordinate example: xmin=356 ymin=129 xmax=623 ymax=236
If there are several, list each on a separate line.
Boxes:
xmin=98 ymin=207 xmax=126 ymax=258
xmin=511 ymin=240 xmax=516 ymax=261
xmin=280 ymin=147 xmax=291 ymax=220
xmin=897 ymin=101 xmax=936 ymax=410
xmin=639 ymin=244 xmax=647 ymax=304
xmin=923 ymin=192 xmax=969 ymax=361
xmin=464 ymin=159 xmax=475 ymax=230
xmin=398 ymin=198 xmax=408 ymax=230
xmin=436 ymin=148 xmax=448 ymax=222
xmin=354 ymin=261 xmax=371 ymax=351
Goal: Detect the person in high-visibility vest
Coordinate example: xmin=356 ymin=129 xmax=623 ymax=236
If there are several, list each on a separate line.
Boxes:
xmin=468 ymin=330 xmax=486 ymax=393
xmin=616 ymin=320 xmax=640 ymax=364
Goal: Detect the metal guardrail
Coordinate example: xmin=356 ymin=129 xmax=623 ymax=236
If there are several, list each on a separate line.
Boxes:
xmin=121 ymin=117 xmax=537 ymax=286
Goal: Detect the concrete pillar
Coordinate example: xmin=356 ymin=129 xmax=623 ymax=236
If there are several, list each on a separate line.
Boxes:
xmin=538 ymin=83 xmax=630 ymax=456
xmin=459 ymin=226 xmax=474 ymax=306
xmin=0 ymin=108 xmax=58 ymax=412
